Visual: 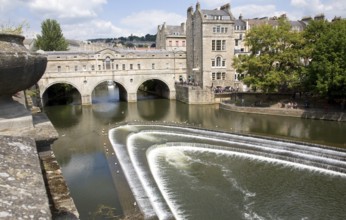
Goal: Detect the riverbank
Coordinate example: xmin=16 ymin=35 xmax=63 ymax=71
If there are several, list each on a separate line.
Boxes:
xmin=220 ymin=102 xmax=346 ymax=122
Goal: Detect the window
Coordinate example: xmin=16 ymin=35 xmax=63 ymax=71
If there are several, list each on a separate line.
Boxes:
xmin=217 ymin=72 xmax=221 ymax=80
xmin=235 ymin=39 xmax=239 ymax=46
xmin=75 ymin=66 xmax=78 ymax=71
xmin=57 ymin=66 xmax=61 ymax=72
xmin=212 ymin=57 xmax=226 ymax=67
xmin=152 ymin=63 xmax=155 ymax=69
xmin=212 ymin=73 xmax=216 ymax=80
xmin=169 ymin=41 xmax=172 ymax=46
xmin=213 ymin=26 xmax=228 ymax=33
xmin=222 ymin=72 xmax=226 ymax=80
xmin=212 ymin=40 xmax=226 ymax=51
xmin=98 ymin=65 xmax=101 ymax=70
xmin=116 ymin=64 xmax=119 ymax=70
xmin=130 ymin=64 xmax=133 ymax=70
xmin=105 ymin=57 xmax=111 ymax=70
xmin=137 ymin=64 xmax=141 ymax=70
xmin=216 ymin=57 xmax=221 ymax=66
xmin=182 ymin=41 xmax=186 ymax=47
xmin=91 ymin=65 xmax=95 ymax=71
xmin=83 ymin=65 xmax=86 ymax=71
xmin=221 ymin=40 xmax=226 ymax=50
xmin=122 ymin=64 xmax=125 ymax=70
xmin=176 ymin=41 xmax=179 ymax=46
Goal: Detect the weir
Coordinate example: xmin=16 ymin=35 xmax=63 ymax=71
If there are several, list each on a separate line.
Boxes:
xmin=109 ymin=122 xmax=346 ymax=220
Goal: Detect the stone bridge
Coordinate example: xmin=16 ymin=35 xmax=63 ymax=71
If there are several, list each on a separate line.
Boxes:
xmin=37 ymin=48 xmax=187 ymax=105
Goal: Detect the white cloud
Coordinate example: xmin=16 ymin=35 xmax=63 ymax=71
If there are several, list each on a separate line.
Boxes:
xmin=200 ymin=0 xmax=230 ymax=8
xmin=233 ymin=4 xmax=286 ymax=19
xmin=120 ymin=10 xmax=186 ymax=36
xmin=291 ymin=0 xmax=309 ymax=7
xmin=27 ymin=0 xmax=107 ymax=22
xmin=290 ymin=0 xmax=346 ymax=19
xmin=62 ymin=19 xmax=126 ymax=40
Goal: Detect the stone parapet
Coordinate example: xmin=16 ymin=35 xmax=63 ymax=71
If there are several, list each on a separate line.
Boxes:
xmin=0 ymin=135 xmax=51 ymax=219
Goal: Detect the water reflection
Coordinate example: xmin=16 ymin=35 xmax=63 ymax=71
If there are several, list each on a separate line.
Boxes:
xmin=137 ymin=100 xmax=170 ymax=121
xmin=44 ymin=94 xmax=346 ymax=218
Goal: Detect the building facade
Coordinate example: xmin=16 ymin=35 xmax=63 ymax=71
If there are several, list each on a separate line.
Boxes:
xmin=156 ymin=22 xmax=186 ymax=51
xmin=186 ymin=3 xmax=237 ymax=90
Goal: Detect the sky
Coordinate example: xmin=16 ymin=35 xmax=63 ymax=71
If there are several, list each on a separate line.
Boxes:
xmin=1 ymin=0 xmax=345 ymax=40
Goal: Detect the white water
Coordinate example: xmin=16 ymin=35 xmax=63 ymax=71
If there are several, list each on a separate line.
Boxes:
xmin=109 ymin=124 xmax=346 ymax=220
xmin=147 ymin=144 xmax=346 ymax=220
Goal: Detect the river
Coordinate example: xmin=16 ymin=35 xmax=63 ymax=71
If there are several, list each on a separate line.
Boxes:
xmin=44 ymin=85 xmax=346 ymax=219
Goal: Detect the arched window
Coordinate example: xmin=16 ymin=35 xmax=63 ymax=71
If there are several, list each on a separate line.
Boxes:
xmin=105 ymin=57 xmax=111 ymax=70
xmin=216 ymin=57 xmax=221 ymax=66
xmin=212 ymin=56 xmax=226 ymax=68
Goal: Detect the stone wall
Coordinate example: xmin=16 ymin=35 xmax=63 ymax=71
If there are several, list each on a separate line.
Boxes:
xmin=220 ymin=103 xmax=346 ymax=122
xmin=176 ymin=85 xmax=215 ymax=104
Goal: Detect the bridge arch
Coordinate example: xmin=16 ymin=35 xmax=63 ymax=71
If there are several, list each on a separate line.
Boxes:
xmin=136 ymin=78 xmax=173 ymax=100
xmin=41 ymin=81 xmax=82 ymax=106
xmin=91 ymin=79 xmax=128 ymax=102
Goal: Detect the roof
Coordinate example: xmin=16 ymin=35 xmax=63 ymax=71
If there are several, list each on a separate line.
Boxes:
xmin=166 ymin=25 xmax=185 ymax=35
xmin=201 ymin=9 xmax=229 ymax=17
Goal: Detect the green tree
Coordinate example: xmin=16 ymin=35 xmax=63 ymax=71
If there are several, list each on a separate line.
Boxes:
xmin=303 ymin=19 xmax=346 ymax=99
xmin=233 ymin=18 xmax=304 ymax=93
xmin=35 ymin=19 xmax=68 ymax=51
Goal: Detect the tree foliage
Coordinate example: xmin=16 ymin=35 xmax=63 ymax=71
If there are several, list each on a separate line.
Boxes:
xmin=35 ymin=19 xmax=68 ymax=51
xmin=233 ymin=18 xmax=304 ymax=93
xmin=303 ymin=19 xmax=346 ymax=98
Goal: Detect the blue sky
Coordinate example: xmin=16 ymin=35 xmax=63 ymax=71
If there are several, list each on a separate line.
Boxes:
xmin=1 ymin=0 xmax=345 ymax=40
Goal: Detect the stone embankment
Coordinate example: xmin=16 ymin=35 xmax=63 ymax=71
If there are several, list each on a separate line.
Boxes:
xmin=220 ymin=102 xmax=346 ymax=122
xmin=0 ymin=136 xmax=51 ymax=219
xmin=0 ymin=92 xmax=79 ymax=219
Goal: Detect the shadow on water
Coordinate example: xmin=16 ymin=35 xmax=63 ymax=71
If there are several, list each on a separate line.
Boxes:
xmin=137 ymin=99 xmax=170 ymax=121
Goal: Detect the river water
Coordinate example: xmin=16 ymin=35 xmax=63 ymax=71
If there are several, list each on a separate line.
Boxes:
xmin=44 ymin=85 xmax=346 ymax=219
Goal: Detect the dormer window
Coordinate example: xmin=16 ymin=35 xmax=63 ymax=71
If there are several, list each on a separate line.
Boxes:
xmin=213 ymin=15 xmax=223 ymax=20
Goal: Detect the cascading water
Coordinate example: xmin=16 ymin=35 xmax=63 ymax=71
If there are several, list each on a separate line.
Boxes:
xmin=109 ymin=123 xmax=346 ymax=220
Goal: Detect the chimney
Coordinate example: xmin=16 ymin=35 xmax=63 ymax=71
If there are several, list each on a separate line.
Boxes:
xmin=196 ymin=2 xmax=200 ymax=10
xmin=221 ymin=3 xmax=230 ymax=11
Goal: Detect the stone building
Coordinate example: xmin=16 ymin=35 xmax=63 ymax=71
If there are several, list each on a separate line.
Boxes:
xmin=186 ymin=3 xmax=236 ymax=89
xmin=39 ymin=48 xmax=186 ymax=104
xmin=156 ymin=22 xmax=186 ymax=51
xmin=234 ymin=14 xmax=248 ymax=55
